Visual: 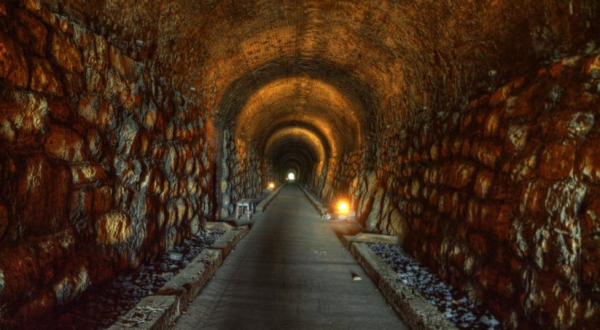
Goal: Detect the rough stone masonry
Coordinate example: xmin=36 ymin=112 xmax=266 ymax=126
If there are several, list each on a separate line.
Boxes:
xmin=1 ymin=0 xmax=600 ymax=329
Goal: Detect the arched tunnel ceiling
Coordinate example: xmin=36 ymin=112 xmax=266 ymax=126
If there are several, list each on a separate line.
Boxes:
xmin=265 ymin=127 xmax=326 ymax=165
xmin=235 ymin=76 xmax=358 ymax=156
xmin=72 ymin=0 xmax=598 ymax=164
xmin=78 ymin=0 xmax=598 ymax=120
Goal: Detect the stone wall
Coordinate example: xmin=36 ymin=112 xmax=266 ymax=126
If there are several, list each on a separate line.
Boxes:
xmin=219 ymin=131 xmax=272 ymax=219
xmin=352 ymin=48 xmax=600 ymax=329
xmin=0 ymin=0 xmax=213 ymax=327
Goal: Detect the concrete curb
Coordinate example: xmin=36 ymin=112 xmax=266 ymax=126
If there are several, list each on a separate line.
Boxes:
xmin=297 ymin=184 xmax=328 ymax=215
xmin=108 ymin=227 xmax=249 ymax=330
xmin=342 ymin=233 xmax=400 ymax=249
xmin=347 ymin=240 xmax=459 ymax=330
xmin=209 ymin=226 xmax=249 ymax=258
xmin=108 ymin=295 xmax=180 ymax=330
xmin=255 ymin=185 xmax=285 ymax=212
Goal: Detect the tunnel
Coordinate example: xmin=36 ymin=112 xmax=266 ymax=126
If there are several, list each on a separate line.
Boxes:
xmin=0 ymin=0 xmax=599 ymax=329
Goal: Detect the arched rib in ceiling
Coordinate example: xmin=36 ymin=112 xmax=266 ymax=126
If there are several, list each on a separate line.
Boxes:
xmin=82 ymin=0 xmax=597 ymax=129
xmin=260 ymin=121 xmax=332 ymax=159
xmin=265 ymin=128 xmax=326 ymax=165
xmin=234 ymin=76 xmax=359 ymax=156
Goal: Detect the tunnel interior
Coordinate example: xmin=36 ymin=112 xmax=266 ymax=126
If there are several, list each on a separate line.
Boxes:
xmin=1 ymin=0 xmax=600 ymax=329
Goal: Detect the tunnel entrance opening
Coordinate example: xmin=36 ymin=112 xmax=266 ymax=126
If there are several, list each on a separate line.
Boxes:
xmin=287 ymin=172 xmax=296 ymax=181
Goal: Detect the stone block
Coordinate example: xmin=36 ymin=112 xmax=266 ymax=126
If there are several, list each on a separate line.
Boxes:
xmin=578 ymin=139 xmax=600 ymax=184
xmin=474 ymin=170 xmax=494 ymax=199
xmin=15 ymin=156 xmax=70 ymax=237
xmin=511 ymin=151 xmax=539 ymax=182
xmin=540 ymin=141 xmax=575 ymax=180
xmin=449 ymin=161 xmax=476 ymax=189
xmin=205 ymin=221 xmax=234 ymax=231
xmin=50 ymin=30 xmax=83 ymax=74
xmin=519 ymin=181 xmax=549 ymax=216
xmin=108 ymin=295 xmax=179 ymax=330
xmin=507 ymin=124 xmax=528 ymax=152
xmin=155 ymin=253 xmax=213 ymax=308
xmin=475 ymin=141 xmax=503 ymax=169
xmin=71 ymin=163 xmax=107 ymax=185
xmin=484 ymin=111 xmax=501 ymax=137
xmin=69 ymin=188 xmax=93 ymax=237
xmin=84 ymin=67 xmax=106 ymax=93
xmin=11 ymin=9 xmax=48 ymax=56
xmin=489 ymin=84 xmax=512 ymax=108
xmin=210 ymin=227 xmax=249 ymax=257
xmin=44 ymin=124 xmax=86 ymax=162
xmin=353 ymin=233 xmax=400 ymax=245
xmin=585 ymin=53 xmax=600 ymax=77
xmin=52 ymin=267 xmax=90 ymax=305
xmin=78 ymin=95 xmax=115 ymax=128
xmin=0 ymin=31 xmax=29 ymax=88
xmin=29 ymin=57 xmax=63 ymax=96
xmin=93 ymin=186 xmax=113 ymax=214
xmin=0 ymin=91 xmax=48 ymax=146
xmin=438 ymin=192 xmax=452 ymax=214
xmin=96 ymin=211 xmax=132 ymax=245
xmin=0 ymin=203 xmax=8 ymax=240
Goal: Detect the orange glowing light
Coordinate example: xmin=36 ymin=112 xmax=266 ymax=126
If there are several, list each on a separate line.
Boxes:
xmin=337 ymin=201 xmax=349 ymax=213
xmin=268 ymin=183 xmax=275 ymax=189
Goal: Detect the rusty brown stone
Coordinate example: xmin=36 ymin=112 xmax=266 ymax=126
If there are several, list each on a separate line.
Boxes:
xmin=540 ymin=141 xmax=576 ymax=180
xmin=484 ymin=111 xmax=501 ymax=138
xmin=93 ymin=186 xmax=113 ymax=214
xmin=0 ymin=91 xmax=48 ymax=147
xmin=474 ymin=170 xmax=494 ymax=199
xmin=69 ymin=188 xmax=93 ymax=237
xmin=578 ymin=139 xmax=600 ymax=184
xmin=0 ymin=203 xmax=8 ymax=239
xmin=489 ymin=84 xmax=512 ymax=108
xmin=77 ymin=95 xmax=115 ymax=128
xmin=506 ymin=124 xmax=528 ymax=152
xmin=50 ymin=30 xmax=83 ymax=74
xmin=449 ymin=161 xmax=476 ymax=189
xmin=0 ymin=31 xmax=29 ymax=88
xmin=44 ymin=124 xmax=86 ymax=162
xmin=475 ymin=141 xmax=503 ymax=169
xmin=95 ymin=211 xmax=132 ymax=245
xmin=29 ymin=57 xmax=63 ymax=96
xmin=71 ymin=164 xmax=107 ymax=185
xmin=15 ymin=156 xmax=71 ymax=237
xmin=519 ymin=181 xmax=549 ymax=216
xmin=11 ymin=8 xmax=48 ymax=56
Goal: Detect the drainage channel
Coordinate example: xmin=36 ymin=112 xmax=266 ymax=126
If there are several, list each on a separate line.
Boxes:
xmin=369 ymin=243 xmax=504 ymax=330
xmin=36 ymin=229 xmax=225 ymax=330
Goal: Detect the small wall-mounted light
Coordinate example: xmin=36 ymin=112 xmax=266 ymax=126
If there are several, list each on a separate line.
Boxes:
xmin=337 ymin=201 xmax=349 ymax=214
xmin=268 ymin=182 xmax=275 ymax=189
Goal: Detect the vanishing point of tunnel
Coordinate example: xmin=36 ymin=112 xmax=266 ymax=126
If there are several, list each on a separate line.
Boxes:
xmin=0 ymin=0 xmax=600 ymax=329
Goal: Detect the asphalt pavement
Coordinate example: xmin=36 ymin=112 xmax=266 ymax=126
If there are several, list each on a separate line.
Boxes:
xmin=172 ymin=183 xmax=407 ymax=330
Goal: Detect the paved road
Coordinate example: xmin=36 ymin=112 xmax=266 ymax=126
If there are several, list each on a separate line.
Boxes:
xmin=173 ymin=183 xmax=407 ymax=330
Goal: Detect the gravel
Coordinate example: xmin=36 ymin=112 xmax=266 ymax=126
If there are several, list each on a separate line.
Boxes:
xmin=368 ymin=243 xmax=504 ymax=330
xmin=38 ymin=229 xmax=225 ymax=330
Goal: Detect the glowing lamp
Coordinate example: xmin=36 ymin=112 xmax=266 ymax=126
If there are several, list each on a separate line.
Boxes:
xmin=337 ymin=201 xmax=349 ymax=213
xmin=268 ymin=183 xmax=275 ymax=189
